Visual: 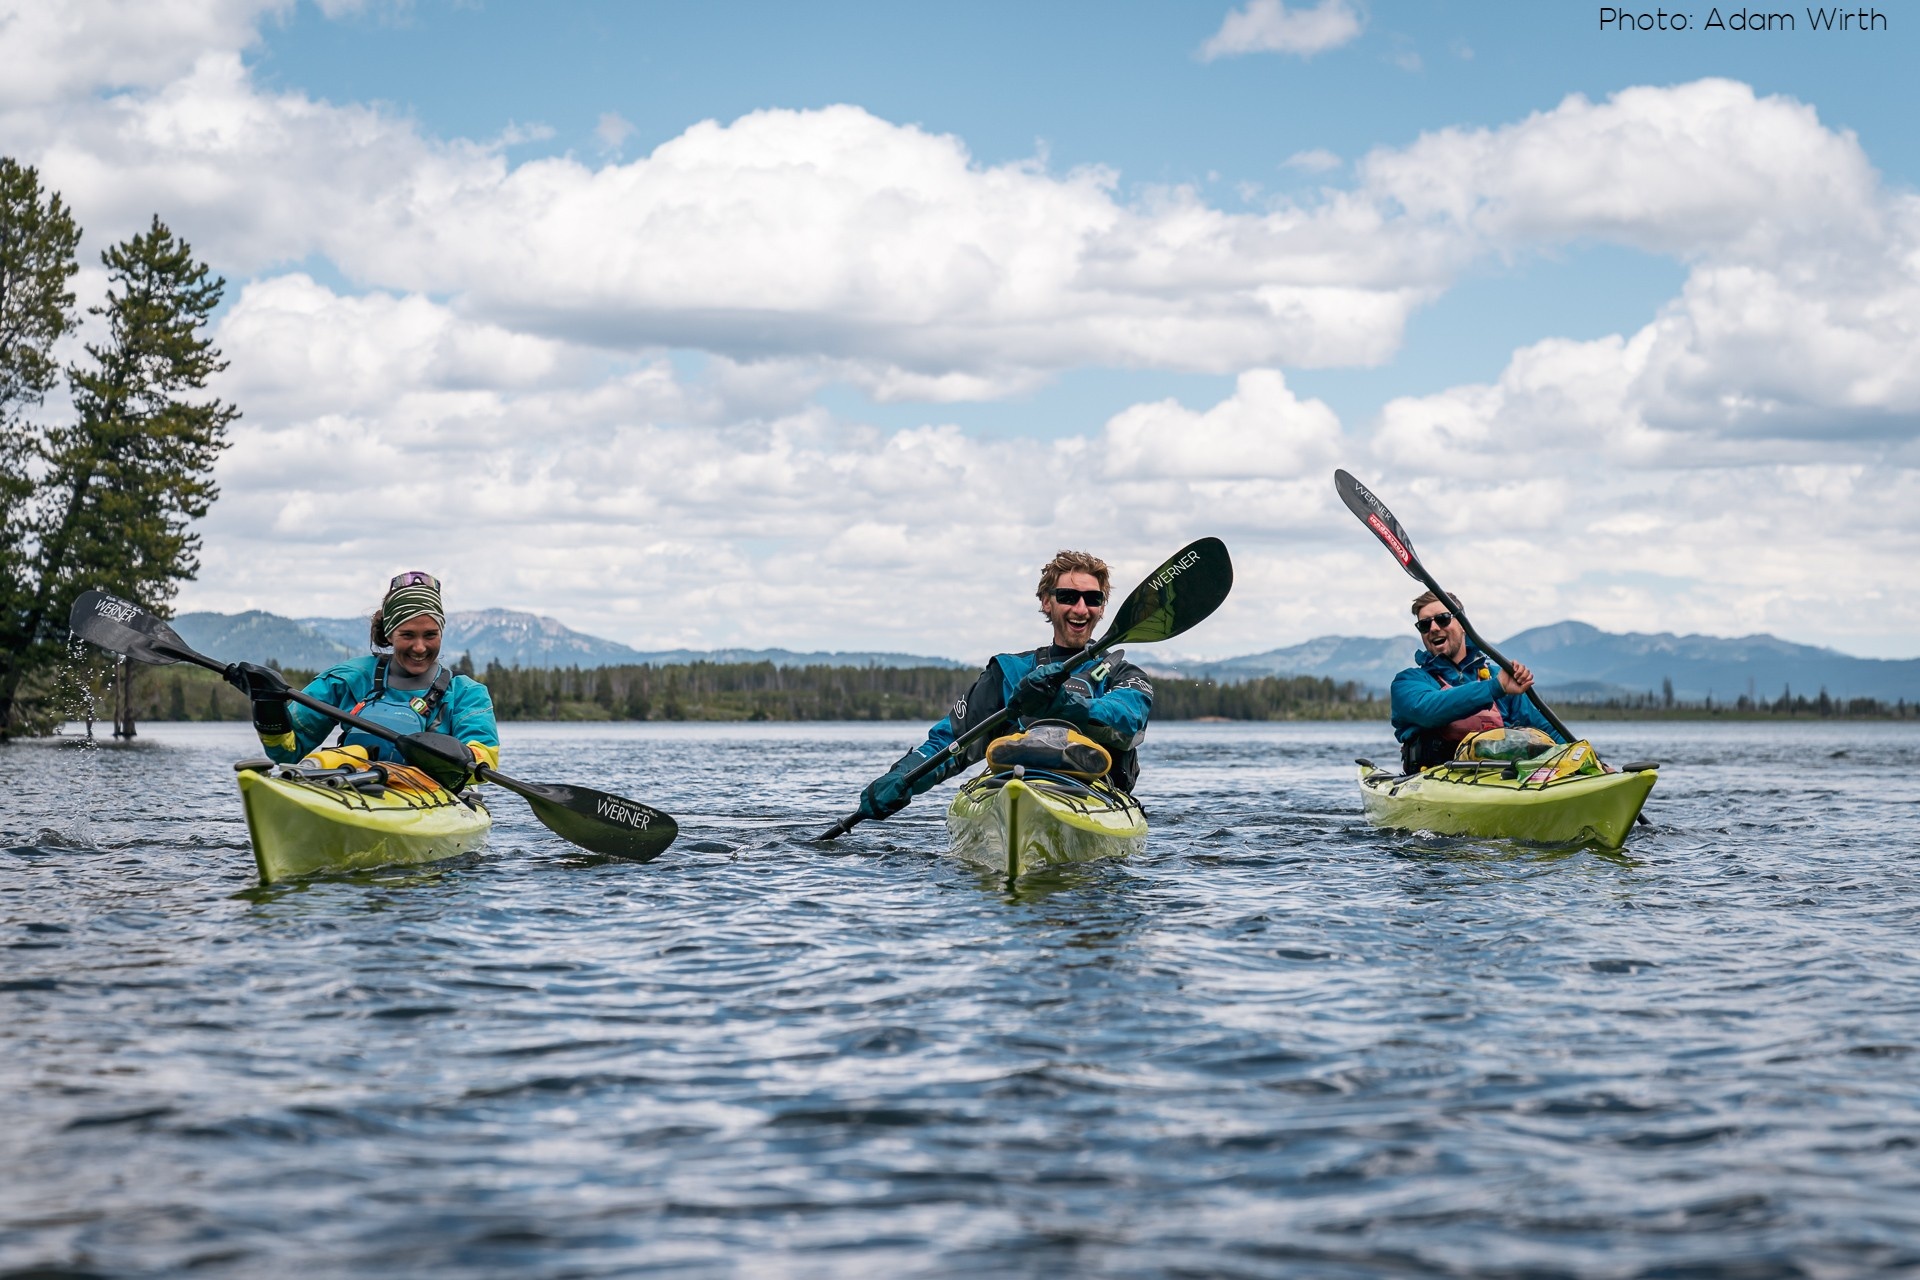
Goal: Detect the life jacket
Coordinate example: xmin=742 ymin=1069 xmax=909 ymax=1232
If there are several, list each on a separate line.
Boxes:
xmin=329 ymin=656 xmax=453 ymax=762
xmin=1008 ymin=645 xmax=1144 ymax=792
xmin=1403 ymin=664 xmax=1505 ymax=772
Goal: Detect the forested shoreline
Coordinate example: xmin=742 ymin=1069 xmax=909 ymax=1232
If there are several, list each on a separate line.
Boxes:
xmin=98 ymin=660 xmax=1383 ymax=725
xmin=82 ymin=659 xmax=1920 ymax=727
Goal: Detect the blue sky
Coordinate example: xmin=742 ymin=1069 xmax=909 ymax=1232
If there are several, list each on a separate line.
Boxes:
xmin=3 ymin=0 xmax=1916 ymax=659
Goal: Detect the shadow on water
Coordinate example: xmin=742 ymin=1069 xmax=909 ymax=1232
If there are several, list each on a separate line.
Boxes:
xmin=1383 ymin=831 xmax=1644 ymax=873
xmin=229 ymin=859 xmax=487 ymax=906
xmin=962 ymin=856 xmax=1133 ymax=906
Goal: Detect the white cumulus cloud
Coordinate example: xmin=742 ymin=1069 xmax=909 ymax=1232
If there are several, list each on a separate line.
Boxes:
xmin=1199 ymin=0 xmax=1364 ymax=61
xmin=6 ymin=2 xmax=1920 ymax=655
xmin=0 ymin=0 xmax=284 ymax=108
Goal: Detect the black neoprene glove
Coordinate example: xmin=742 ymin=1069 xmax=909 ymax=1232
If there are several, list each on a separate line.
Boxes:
xmin=1009 ymin=660 xmax=1069 ymax=718
xmin=224 ymin=662 xmax=292 ymax=735
xmin=1043 ymin=675 xmax=1096 ymax=727
xmin=224 ymin=661 xmax=289 ymax=701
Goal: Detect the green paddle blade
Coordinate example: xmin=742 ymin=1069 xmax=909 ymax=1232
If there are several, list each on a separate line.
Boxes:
xmin=1334 ymin=469 xmax=1424 ymax=582
xmin=1102 ymin=537 xmax=1234 ymax=647
xmin=69 ymin=589 xmax=195 ymax=665
xmin=482 ymin=769 xmax=679 ymax=862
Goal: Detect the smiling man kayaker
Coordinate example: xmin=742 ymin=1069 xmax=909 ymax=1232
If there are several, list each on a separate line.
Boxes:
xmin=1391 ymin=590 xmax=1565 ymax=772
xmin=855 ymin=550 xmax=1154 ymax=822
xmin=223 ymin=571 xmax=501 ymax=772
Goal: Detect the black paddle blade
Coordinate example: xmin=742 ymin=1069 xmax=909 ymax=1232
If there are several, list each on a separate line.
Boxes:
xmin=1102 ymin=537 xmax=1234 ymax=647
xmin=1334 ymin=469 xmax=1423 ymax=581
xmin=484 ymin=769 xmax=679 ymax=863
xmin=68 ymin=590 xmax=195 ymax=665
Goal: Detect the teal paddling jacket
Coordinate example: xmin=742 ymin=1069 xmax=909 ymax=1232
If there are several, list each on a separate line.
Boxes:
xmin=1391 ymin=644 xmax=1562 ymax=771
xmin=897 ymin=644 xmax=1154 ymax=795
xmin=254 ymin=655 xmax=500 ymax=767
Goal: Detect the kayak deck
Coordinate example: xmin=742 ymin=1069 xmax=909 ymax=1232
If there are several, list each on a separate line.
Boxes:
xmin=237 ymin=760 xmax=491 ymax=884
xmin=947 ymin=770 xmax=1147 ymax=877
xmin=1357 ymin=759 xmax=1656 ymax=850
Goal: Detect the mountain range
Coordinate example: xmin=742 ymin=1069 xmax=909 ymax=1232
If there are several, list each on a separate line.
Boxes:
xmin=169 ymin=610 xmax=1920 ymax=703
xmin=1149 ymin=620 xmax=1920 ymax=703
xmin=170 ymin=609 xmax=968 ymax=673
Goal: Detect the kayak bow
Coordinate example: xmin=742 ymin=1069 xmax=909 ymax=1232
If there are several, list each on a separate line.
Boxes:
xmin=1356 ymin=758 xmax=1656 ymax=849
xmin=946 ymin=770 xmax=1147 ymax=877
xmin=237 ymin=758 xmax=491 ymax=883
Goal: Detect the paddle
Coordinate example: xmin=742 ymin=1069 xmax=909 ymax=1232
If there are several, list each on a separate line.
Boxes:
xmin=67 ymin=590 xmax=678 ymax=862
xmin=818 ymin=537 xmax=1235 ymax=840
xmin=1333 ymin=468 xmax=1577 ymax=744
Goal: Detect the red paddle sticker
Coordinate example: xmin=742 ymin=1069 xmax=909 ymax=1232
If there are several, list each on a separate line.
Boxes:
xmin=1366 ymin=514 xmax=1412 ymax=566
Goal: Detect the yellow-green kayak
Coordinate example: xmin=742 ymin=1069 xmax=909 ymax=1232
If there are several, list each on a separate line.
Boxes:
xmin=237 ymin=759 xmax=491 ymax=883
xmin=1356 ymin=758 xmax=1656 ymax=849
xmin=946 ymin=770 xmax=1147 ymax=877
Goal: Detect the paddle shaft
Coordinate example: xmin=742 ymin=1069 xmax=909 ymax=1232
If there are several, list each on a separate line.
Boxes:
xmin=144 ymin=635 xmax=521 ymax=791
xmin=818 ymin=636 xmax=1116 ymax=841
xmin=1337 ymin=470 xmax=1575 ymax=744
xmin=1404 ymin=563 xmax=1576 ymax=745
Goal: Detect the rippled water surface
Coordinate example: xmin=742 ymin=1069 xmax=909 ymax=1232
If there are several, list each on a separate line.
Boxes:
xmin=5 ymin=719 xmax=1920 ymax=1278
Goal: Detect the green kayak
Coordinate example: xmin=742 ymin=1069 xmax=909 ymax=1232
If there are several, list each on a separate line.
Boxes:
xmin=947 ymin=770 xmax=1147 ymax=877
xmin=1357 ymin=757 xmax=1657 ymax=849
xmin=237 ymin=758 xmax=491 ymax=883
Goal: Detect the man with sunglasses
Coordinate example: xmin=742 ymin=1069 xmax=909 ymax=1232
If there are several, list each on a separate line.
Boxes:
xmin=856 ymin=550 xmax=1154 ymax=822
xmin=224 ymin=570 xmax=500 ymax=776
xmin=1390 ymin=590 xmax=1564 ymax=773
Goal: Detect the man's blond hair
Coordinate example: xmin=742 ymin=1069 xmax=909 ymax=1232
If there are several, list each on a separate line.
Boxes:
xmin=1410 ymin=589 xmax=1462 ymax=617
xmin=1037 ymin=550 xmax=1111 ymax=612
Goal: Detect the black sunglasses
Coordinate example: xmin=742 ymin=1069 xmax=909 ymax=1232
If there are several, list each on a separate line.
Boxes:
xmin=1052 ymin=588 xmax=1106 ymax=607
xmin=1415 ymin=612 xmax=1456 ymax=633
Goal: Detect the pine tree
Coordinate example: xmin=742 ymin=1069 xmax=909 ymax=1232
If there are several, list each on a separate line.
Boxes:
xmin=0 ymin=214 xmax=237 ymax=738
xmin=0 ymin=160 xmax=82 ymax=736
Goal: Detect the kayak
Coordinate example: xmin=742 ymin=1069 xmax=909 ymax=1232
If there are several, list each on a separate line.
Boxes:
xmin=236 ymin=758 xmax=491 ymax=883
xmin=946 ymin=769 xmax=1147 ymax=877
xmin=1356 ymin=757 xmax=1657 ymax=849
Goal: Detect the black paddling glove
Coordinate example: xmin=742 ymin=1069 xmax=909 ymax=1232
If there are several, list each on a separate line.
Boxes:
xmin=224 ymin=662 xmax=293 ymax=735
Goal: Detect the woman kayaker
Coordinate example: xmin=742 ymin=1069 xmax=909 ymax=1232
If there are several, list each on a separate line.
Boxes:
xmin=853 ymin=550 xmax=1154 ymax=822
xmin=223 ymin=571 xmax=500 ymax=771
xmin=1391 ymin=590 xmax=1564 ymax=772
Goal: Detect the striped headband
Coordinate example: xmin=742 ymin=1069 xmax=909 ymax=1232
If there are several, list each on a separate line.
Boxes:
xmin=382 ymin=580 xmax=445 ymax=638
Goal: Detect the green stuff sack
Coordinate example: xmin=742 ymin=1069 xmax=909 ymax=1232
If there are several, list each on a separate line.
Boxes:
xmin=985 ymin=721 xmax=1112 ymax=780
xmin=1522 ymin=739 xmax=1605 ymax=783
xmin=1456 ymin=726 xmax=1558 ymax=762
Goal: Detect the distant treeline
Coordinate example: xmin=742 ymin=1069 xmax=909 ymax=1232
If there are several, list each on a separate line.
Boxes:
xmin=101 ymin=658 xmax=1380 ymax=725
xmin=1561 ymin=687 xmax=1920 ymax=720
xmin=464 ymin=660 xmax=1384 ymax=723
xmin=473 ymin=658 xmax=970 ymax=722
xmin=85 ymin=659 xmax=1920 ymax=729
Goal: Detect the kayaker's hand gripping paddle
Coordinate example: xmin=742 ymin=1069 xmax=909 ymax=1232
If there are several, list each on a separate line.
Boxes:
xmin=67 ymin=591 xmax=678 ymax=863
xmin=818 ymin=537 xmax=1235 ymax=841
xmin=1333 ymin=468 xmax=1578 ymax=746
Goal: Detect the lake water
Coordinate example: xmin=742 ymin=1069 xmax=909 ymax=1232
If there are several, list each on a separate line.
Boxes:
xmin=4 ymin=719 xmax=1920 ymax=1278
